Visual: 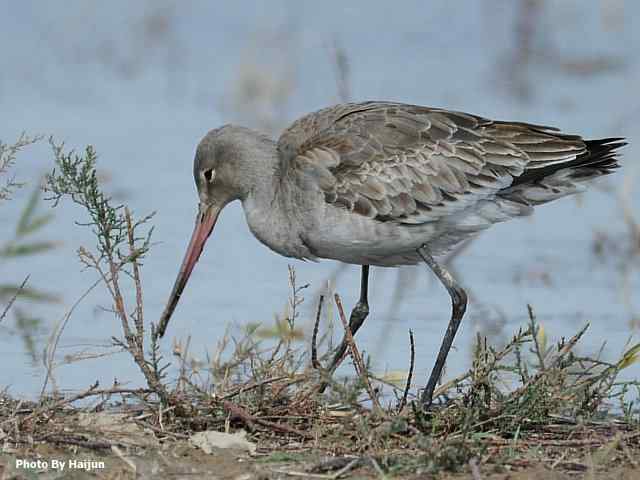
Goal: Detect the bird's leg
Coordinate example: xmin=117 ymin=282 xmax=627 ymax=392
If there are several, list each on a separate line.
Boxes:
xmin=318 ymin=265 xmax=370 ymax=391
xmin=332 ymin=265 xmax=370 ymax=365
xmin=417 ymin=245 xmax=468 ymax=410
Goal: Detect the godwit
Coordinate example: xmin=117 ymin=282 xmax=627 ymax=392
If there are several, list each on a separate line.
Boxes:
xmin=157 ymin=101 xmax=624 ymax=408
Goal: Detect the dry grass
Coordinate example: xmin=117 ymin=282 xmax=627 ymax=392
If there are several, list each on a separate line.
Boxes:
xmin=1 ymin=278 xmax=639 ymax=477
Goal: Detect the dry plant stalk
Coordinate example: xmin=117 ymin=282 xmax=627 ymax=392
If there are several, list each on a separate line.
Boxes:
xmin=0 ymin=276 xmax=28 ymax=323
xmin=398 ymin=329 xmax=415 ymax=413
xmin=40 ymin=277 xmax=102 ymax=395
xmin=222 ymin=400 xmax=312 ymax=439
xmin=311 ymin=295 xmax=324 ymax=370
xmin=334 ymin=293 xmax=383 ymax=413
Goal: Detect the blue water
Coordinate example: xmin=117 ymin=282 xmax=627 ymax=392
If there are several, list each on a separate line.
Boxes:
xmin=1 ymin=0 xmax=638 ymax=399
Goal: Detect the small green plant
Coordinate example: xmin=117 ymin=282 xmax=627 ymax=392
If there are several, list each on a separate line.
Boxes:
xmin=419 ymin=306 xmax=640 ymax=438
xmin=44 ymin=139 xmax=169 ymax=402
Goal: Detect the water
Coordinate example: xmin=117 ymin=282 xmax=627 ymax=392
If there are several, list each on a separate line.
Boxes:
xmin=0 ymin=0 xmax=638 ymax=398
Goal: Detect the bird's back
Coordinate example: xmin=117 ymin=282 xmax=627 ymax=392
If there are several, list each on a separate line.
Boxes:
xmin=270 ymin=102 xmax=625 ymax=265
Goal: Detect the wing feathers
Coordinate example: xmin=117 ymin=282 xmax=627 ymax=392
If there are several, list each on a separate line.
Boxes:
xmin=277 ymin=102 xmax=622 ymax=224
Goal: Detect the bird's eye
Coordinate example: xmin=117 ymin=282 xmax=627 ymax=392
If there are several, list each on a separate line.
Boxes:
xmin=203 ymin=169 xmax=215 ymax=182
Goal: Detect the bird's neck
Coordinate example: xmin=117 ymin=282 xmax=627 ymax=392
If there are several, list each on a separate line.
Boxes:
xmin=240 ymin=144 xmax=312 ymax=260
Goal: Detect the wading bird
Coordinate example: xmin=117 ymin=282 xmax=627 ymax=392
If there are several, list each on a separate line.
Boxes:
xmin=157 ymin=101 xmax=624 ymax=408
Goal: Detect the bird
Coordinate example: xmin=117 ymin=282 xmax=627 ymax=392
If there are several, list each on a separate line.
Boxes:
xmin=157 ymin=101 xmax=625 ymax=408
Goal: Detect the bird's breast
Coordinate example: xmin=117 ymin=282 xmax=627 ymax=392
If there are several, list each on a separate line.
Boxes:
xmin=242 ymin=197 xmax=316 ymax=261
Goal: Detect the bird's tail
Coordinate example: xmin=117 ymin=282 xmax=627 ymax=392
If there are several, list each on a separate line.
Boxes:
xmin=498 ymin=137 xmax=626 ymax=206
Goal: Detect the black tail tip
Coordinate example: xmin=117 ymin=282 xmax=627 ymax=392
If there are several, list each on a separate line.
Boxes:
xmin=585 ymin=137 xmax=627 ymax=155
xmin=582 ymin=137 xmax=627 ymax=171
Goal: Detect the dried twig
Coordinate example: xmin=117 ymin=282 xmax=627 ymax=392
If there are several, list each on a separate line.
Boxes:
xmin=528 ymin=304 xmax=547 ymax=370
xmin=108 ymin=209 xmax=169 ymax=405
xmin=222 ymin=400 xmax=312 ymax=439
xmin=334 ymin=294 xmax=382 ymax=413
xmin=0 ymin=275 xmax=28 ymax=323
xmin=312 ymin=295 xmax=324 ymax=369
xmin=398 ymin=329 xmax=415 ymax=413
xmin=126 ymin=207 xmax=145 ymax=337
xmin=220 ymin=375 xmax=298 ymax=400
xmin=41 ymin=277 xmax=101 ymax=397
xmin=509 ymin=322 xmax=590 ymax=401
xmin=9 ymin=382 xmax=149 ymax=430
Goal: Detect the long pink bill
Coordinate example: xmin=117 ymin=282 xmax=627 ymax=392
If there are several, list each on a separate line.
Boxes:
xmin=157 ymin=204 xmax=220 ymax=337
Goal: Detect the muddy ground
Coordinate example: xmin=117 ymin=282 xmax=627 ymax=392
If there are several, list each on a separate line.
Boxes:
xmin=1 ymin=444 xmax=640 ymax=480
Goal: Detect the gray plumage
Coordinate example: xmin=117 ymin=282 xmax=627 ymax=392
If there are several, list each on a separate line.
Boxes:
xmin=159 ymin=101 xmax=625 ymax=405
xmin=195 ymin=101 xmax=624 ymax=267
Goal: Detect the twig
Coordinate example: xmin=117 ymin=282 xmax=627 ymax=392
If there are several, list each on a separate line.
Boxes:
xmin=528 ymin=304 xmax=547 ymax=370
xmin=334 ymin=294 xmax=383 ymax=413
xmin=41 ymin=277 xmax=101 ymax=397
xmin=398 ymin=329 xmax=415 ymax=413
xmin=429 ymin=326 xmax=531 ymax=400
xmin=222 ymin=400 xmax=312 ymax=439
xmin=220 ymin=375 xmax=295 ymax=400
xmin=549 ymin=323 xmax=590 ymax=367
xmin=510 ymin=322 xmax=590 ymax=400
xmin=106 ymin=248 xmax=134 ymax=345
xmin=14 ymin=381 xmax=98 ymax=427
xmin=12 ymin=383 xmax=152 ymax=429
xmin=114 ymin=212 xmax=169 ymax=405
xmin=0 ymin=275 xmax=28 ymax=323
xmin=312 ymin=295 xmax=324 ymax=369
xmin=133 ymin=421 xmax=189 ymax=439
xmin=175 ymin=336 xmax=192 ymax=393
xmin=125 ymin=208 xmax=145 ymax=338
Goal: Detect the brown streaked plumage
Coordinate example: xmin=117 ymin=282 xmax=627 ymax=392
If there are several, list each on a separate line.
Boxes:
xmin=158 ymin=101 xmax=625 ymax=408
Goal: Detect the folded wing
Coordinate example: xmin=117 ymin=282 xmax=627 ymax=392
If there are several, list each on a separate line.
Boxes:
xmin=277 ymin=101 xmax=612 ymax=225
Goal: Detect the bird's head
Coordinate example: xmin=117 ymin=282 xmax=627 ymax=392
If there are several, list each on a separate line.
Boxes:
xmin=157 ymin=125 xmax=275 ymax=336
xmin=193 ymin=125 xmax=256 ymax=208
